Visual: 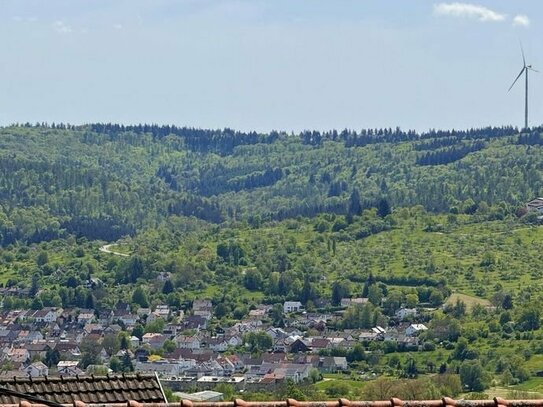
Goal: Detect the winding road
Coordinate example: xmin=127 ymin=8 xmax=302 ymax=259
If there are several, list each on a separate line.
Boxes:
xmin=99 ymin=244 xmax=130 ymax=257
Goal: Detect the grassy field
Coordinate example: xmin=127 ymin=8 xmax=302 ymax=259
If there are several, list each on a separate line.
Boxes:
xmin=445 ymin=293 xmax=491 ymax=311
xmin=354 ymin=219 xmax=543 ymax=299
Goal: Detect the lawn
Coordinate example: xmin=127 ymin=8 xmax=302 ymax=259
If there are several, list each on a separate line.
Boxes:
xmin=445 ymin=293 xmax=491 ymax=311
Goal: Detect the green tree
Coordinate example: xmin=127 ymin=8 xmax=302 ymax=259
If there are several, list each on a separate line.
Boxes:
xmin=131 ymin=286 xmax=149 ymax=308
xmin=36 ymin=251 xmax=49 ymax=266
xmin=162 ymin=279 xmax=174 ymax=294
xmin=403 ymin=356 xmax=418 ymax=378
xmin=101 ymin=334 xmax=120 ymax=356
xmin=244 ymin=331 xmax=273 ymax=353
xmin=368 ymin=285 xmax=383 ymax=306
xmin=162 ymin=339 xmax=176 ymax=354
xmin=131 ymin=324 xmax=145 ymax=340
xmin=109 ymin=356 xmax=121 ymax=372
xmin=377 ymin=198 xmax=391 ymax=218
xmin=121 ymin=352 xmax=134 ymax=372
xmin=459 ymin=360 xmax=486 ymax=392
xmin=331 ymin=280 xmax=350 ymax=306
xmin=518 ymin=307 xmax=540 ymax=331
xmin=45 ymin=348 xmax=60 ymax=368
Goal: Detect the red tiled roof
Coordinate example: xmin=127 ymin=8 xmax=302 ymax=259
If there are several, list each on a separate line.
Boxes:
xmin=0 ymin=374 xmax=166 ymax=405
xmin=0 ymin=398 xmax=542 ymax=407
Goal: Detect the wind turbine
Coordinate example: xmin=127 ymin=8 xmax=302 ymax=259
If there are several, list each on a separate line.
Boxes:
xmin=508 ymin=44 xmax=538 ymax=130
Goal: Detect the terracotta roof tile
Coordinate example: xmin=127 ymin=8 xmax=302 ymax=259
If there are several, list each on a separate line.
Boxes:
xmin=0 ymin=400 xmax=535 ymax=407
xmin=0 ymin=375 xmax=165 ymax=405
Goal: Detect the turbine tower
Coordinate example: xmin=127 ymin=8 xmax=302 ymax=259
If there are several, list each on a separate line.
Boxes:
xmin=508 ymin=44 xmax=538 ymax=130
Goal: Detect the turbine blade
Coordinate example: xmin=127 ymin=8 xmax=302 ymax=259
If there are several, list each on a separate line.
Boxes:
xmin=508 ymin=67 xmax=526 ymax=92
xmin=528 ymin=67 xmax=539 ymax=73
xmin=520 ymin=41 xmax=526 ymax=67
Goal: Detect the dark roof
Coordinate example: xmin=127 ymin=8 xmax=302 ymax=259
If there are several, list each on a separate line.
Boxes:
xmin=0 ymin=374 xmax=166 ymax=404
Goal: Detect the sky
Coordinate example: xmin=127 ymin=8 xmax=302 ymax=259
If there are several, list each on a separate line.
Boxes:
xmin=0 ymin=0 xmax=542 ymax=133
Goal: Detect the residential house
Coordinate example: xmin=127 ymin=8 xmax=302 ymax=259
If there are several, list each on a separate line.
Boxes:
xmin=289 ymin=338 xmax=310 ymax=353
xmin=309 ymin=338 xmax=331 ymax=351
xmin=266 ymin=327 xmax=288 ymax=340
xmin=183 ymin=315 xmax=208 ymax=330
xmin=77 ymin=310 xmax=95 ymax=325
xmin=215 ymin=356 xmax=236 ymax=376
xmin=395 ymin=308 xmax=418 ymax=320
xmin=224 ymin=354 xmax=244 ymax=372
xmin=135 ymin=360 xmax=182 ymax=377
xmin=359 ymin=330 xmax=380 ymax=341
xmin=7 ymin=348 xmax=30 ymax=364
xmin=248 ymin=309 xmax=266 ymax=320
xmin=193 ymin=299 xmax=213 ymax=311
xmin=32 ymin=308 xmax=62 ymax=323
xmin=283 ymin=301 xmax=303 ymax=313
xmin=118 ymin=313 xmax=138 ymax=327
xmin=317 ymin=356 xmax=348 ymax=373
xmin=176 ymin=335 xmax=201 ymax=350
xmin=259 ymin=362 xmax=311 ymax=383
xmin=57 ymin=360 xmax=84 ymax=376
xmin=405 ymin=324 xmax=428 ymax=336
xmin=25 ymin=342 xmax=52 ymax=360
xmin=226 ymin=335 xmax=243 ymax=347
xmin=205 ymin=337 xmax=229 ymax=352
xmin=155 ymin=305 xmax=171 ymax=319
xmin=54 ymin=341 xmax=81 ymax=359
xmin=142 ymin=333 xmax=169 ymax=350
xmin=23 ymin=361 xmax=49 ymax=377
xmin=194 ymin=309 xmax=213 ymax=320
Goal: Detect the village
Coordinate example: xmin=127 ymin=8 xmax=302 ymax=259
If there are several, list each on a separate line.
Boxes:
xmin=0 ymin=295 xmax=436 ymax=391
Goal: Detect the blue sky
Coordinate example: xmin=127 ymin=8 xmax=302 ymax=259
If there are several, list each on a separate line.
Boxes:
xmin=0 ymin=0 xmax=541 ymax=132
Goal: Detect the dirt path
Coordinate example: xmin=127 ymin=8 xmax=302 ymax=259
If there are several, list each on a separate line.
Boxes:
xmin=99 ymin=244 xmax=130 ymax=257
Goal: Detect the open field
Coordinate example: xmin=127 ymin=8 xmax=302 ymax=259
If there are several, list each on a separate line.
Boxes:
xmin=445 ymin=293 xmax=492 ymax=311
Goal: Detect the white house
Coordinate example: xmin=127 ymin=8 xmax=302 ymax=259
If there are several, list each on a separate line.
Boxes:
xmin=32 ymin=308 xmax=61 ymax=323
xmin=77 ymin=311 xmax=95 ymax=325
xmin=176 ymin=335 xmax=201 ymax=350
xmin=283 ymin=301 xmax=303 ymax=314
xmin=395 ymin=308 xmax=418 ymax=320
xmin=24 ymin=361 xmax=49 ymax=377
xmin=405 ymin=323 xmax=428 ymax=336
xmin=135 ymin=360 xmax=182 ymax=377
xmin=57 ymin=360 xmax=84 ymax=376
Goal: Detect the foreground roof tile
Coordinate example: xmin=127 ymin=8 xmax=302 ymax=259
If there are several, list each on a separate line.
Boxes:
xmin=0 ymin=375 xmax=166 ymax=404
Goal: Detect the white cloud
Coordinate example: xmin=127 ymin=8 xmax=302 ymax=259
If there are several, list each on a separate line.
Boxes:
xmin=434 ymin=3 xmax=506 ymax=22
xmin=513 ymin=15 xmax=530 ymax=27
xmin=52 ymin=20 xmax=72 ymax=34
xmin=113 ymin=23 xmax=123 ymax=30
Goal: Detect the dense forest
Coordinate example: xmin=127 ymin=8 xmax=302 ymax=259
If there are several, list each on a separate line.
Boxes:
xmin=3 ymin=123 xmax=543 ymax=396
xmin=0 ymin=123 xmax=542 ymax=246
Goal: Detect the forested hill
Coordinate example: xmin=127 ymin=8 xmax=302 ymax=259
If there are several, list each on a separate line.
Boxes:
xmin=0 ymin=123 xmax=542 ymax=245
